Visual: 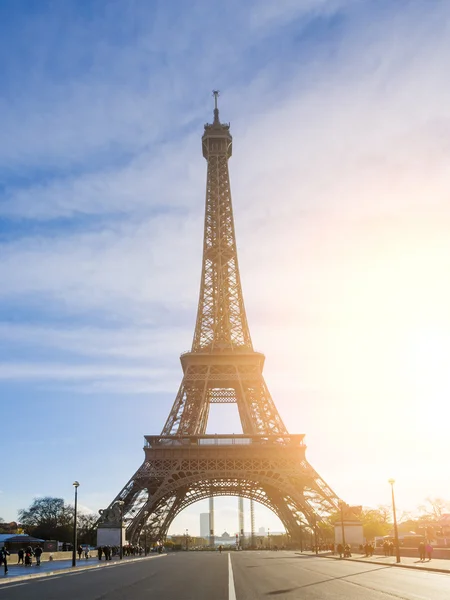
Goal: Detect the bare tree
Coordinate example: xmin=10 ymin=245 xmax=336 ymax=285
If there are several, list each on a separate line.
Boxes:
xmin=18 ymin=497 xmax=74 ymax=541
xmin=418 ymin=498 xmax=450 ymax=521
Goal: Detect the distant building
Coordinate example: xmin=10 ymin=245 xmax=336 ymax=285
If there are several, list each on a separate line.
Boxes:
xmin=200 ymin=513 xmax=210 ymax=539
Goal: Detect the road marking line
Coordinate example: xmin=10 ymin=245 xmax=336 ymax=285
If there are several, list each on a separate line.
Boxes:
xmin=228 ymin=553 xmax=237 ymax=600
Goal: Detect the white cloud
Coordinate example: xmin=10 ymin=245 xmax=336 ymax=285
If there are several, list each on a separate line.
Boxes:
xmin=1 ymin=2 xmax=450 ymax=401
xmin=2 ymin=0 xmax=450 ymax=528
xmin=250 ymin=0 xmax=358 ymax=30
xmin=0 ymin=362 xmax=170 ymax=382
xmin=0 ymin=322 xmax=188 ymax=360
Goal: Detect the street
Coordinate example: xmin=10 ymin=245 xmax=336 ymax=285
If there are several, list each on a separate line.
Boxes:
xmin=1 ymin=551 xmax=449 ymax=599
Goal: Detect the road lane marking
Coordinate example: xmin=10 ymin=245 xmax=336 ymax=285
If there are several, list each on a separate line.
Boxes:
xmin=228 ymin=553 xmax=236 ymax=600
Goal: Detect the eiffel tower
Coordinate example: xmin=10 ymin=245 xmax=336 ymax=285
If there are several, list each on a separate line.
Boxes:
xmin=97 ymin=93 xmax=341 ymax=546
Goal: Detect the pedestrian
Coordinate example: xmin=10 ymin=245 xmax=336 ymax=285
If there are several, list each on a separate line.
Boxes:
xmin=84 ymin=547 xmax=90 ymax=560
xmin=425 ymin=543 xmax=433 ymax=561
xmin=98 ymin=546 xmax=103 ymax=561
xmin=219 ymin=545 xmax=223 ymax=554
xmin=77 ymin=545 xmax=83 ymax=560
xmin=0 ymin=547 xmax=10 ymax=575
xmin=34 ymin=545 xmax=43 ymax=566
xmin=17 ymin=548 xmax=24 ymax=564
xmin=337 ymin=543 xmax=343 ymax=558
xmin=418 ymin=541 xmax=425 ymax=561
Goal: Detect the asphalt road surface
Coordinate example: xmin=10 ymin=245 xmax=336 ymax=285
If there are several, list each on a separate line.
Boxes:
xmin=1 ymin=551 xmax=449 ymax=599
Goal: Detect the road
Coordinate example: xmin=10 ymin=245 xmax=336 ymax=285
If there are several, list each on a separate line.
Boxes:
xmin=1 ymin=551 xmax=449 ymax=599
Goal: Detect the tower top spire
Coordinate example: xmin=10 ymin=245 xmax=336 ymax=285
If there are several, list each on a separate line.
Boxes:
xmin=212 ymin=90 xmax=220 ymax=123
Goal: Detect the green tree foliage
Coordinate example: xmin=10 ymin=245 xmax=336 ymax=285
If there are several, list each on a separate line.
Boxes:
xmin=361 ymin=507 xmax=391 ymax=541
xmin=18 ymin=497 xmax=74 ymax=542
xmin=317 ymin=520 xmax=334 ymax=541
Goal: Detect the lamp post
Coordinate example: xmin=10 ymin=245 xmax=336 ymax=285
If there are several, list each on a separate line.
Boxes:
xmin=388 ymin=479 xmax=401 ymax=563
xmin=143 ymin=511 xmax=149 ymax=556
xmin=115 ymin=500 xmax=125 ymax=559
xmin=72 ymin=481 xmax=80 ymax=567
xmin=185 ymin=529 xmax=189 ymax=551
xmin=268 ymin=528 xmax=270 ymax=550
xmin=299 ymin=521 xmax=303 ymax=552
xmin=339 ymin=500 xmax=346 ymax=550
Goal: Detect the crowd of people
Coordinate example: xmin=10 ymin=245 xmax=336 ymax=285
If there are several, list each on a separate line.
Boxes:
xmin=96 ymin=544 xmax=164 ymax=560
xmin=0 ymin=544 xmax=44 ymax=574
xmin=0 ymin=541 xmax=164 ymax=575
xmin=336 ymin=543 xmax=352 ymax=558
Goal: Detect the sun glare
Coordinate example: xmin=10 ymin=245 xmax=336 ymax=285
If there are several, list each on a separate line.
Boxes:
xmin=319 ymin=230 xmax=450 ymax=434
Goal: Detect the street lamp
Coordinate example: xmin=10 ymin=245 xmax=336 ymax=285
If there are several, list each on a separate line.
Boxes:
xmin=115 ymin=500 xmax=125 ymax=559
xmin=72 ymin=481 xmax=80 ymax=567
xmin=143 ymin=511 xmax=149 ymax=556
xmin=388 ymin=479 xmax=401 ymax=563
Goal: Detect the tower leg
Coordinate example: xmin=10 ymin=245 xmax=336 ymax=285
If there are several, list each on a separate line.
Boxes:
xmin=209 ymin=497 xmax=215 ymax=548
xmin=250 ymin=499 xmax=255 ymax=548
xmin=238 ymin=497 xmax=244 ymax=549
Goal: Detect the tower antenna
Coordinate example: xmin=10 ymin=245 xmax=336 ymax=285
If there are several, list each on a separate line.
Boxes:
xmin=212 ymin=90 xmax=220 ymax=123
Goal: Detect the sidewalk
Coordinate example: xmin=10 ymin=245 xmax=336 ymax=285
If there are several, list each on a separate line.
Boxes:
xmin=0 ymin=553 xmax=165 ymax=584
xmin=302 ymin=551 xmax=450 ymax=574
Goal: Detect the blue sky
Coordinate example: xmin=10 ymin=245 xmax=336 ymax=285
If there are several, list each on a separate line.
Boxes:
xmin=1 ymin=0 xmax=450 ymax=535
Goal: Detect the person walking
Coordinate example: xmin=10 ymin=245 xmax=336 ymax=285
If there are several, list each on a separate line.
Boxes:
xmin=418 ymin=541 xmax=425 ymax=561
xmin=34 ymin=545 xmax=43 ymax=566
xmin=98 ymin=546 xmax=103 ymax=561
xmin=0 ymin=547 xmax=10 ymax=575
xmin=425 ymin=543 xmax=433 ymax=561
xmin=77 ymin=545 xmax=83 ymax=560
xmin=17 ymin=548 xmax=24 ymax=564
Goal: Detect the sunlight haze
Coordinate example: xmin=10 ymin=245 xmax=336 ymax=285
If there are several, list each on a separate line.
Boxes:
xmin=1 ymin=0 xmax=449 ymax=535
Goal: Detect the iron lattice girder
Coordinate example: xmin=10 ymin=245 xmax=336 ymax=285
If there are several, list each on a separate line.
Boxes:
xmin=161 ymin=352 xmax=288 ymax=436
xmin=193 ymin=119 xmax=252 ymax=353
xmin=106 ymin=436 xmax=340 ymax=544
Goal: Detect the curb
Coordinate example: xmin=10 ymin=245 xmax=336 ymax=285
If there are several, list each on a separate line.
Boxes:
xmin=305 ymin=552 xmax=450 ymax=575
xmin=0 ymin=553 xmax=167 ymax=586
